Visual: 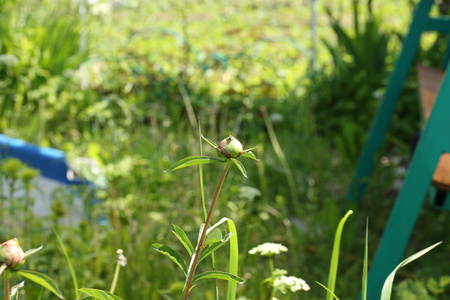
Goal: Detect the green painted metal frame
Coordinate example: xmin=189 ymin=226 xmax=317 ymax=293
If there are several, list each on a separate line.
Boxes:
xmin=345 ymin=0 xmax=450 ymax=298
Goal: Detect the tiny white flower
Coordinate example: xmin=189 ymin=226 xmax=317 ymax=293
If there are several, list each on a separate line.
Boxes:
xmin=273 ymin=276 xmax=310 ymax=294
xmin=273 ymin=268 xmax=288 ymax=277
xmin=248 ymin=243 xmax=288 ymax=256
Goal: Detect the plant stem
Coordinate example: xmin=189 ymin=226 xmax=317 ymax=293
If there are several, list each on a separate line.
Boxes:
xmin=110 ymin=261 xmax=121 ymax=294
xmin=4 ymin=269 xmax=10 ymax=300
xmin=269 ymin=256 xmax=276 ymax=299
xmin=183 ymin=161 xmax=231 ymax=300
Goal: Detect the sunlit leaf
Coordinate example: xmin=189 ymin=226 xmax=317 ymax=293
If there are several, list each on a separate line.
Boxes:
xmin=380 ymin=241 xmax=442 ymax=300
xmin=240 ymin=150 xmax=258 ymax=161
xmin=192 ymin=270 xmax=244 ymax=285
xmin=172 ymin=224 xmax=194 ymax=257
xmin=152 ymin=244 xmax=188 ymax=275
xmin=17 ymin=270 xmax=65 ymax=299
xmin=326 ymin=210 xmax=353 ymax=300
xmin=166 ymin=156 xmax=224 ymax=172
xmin=231 ymin=158 xmax=248 ymax=178
xmin=199 ymin=233 xmax=233 ymax=263
xmin=78 ymin=288 xmax=123 ymax=300
xmin=202 ymin=228 xmax=223 ymax=248
xmin=24 ymin=245 xmax=43 ymax=258
xmin=225 ymin=219 xmax=239 ymax=300
xmin=10 ymin=281 xmax=25 ymax=300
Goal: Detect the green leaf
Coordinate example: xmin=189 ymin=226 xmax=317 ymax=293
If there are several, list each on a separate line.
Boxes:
xmin=380 ymin=241 xmax=442 ymax=300
xmin=192 ymin=270 xmax=244 ymax=285
xmin=199 ymin=236 xmax=232 ymax=264
xmin=231 ymin=158 xmax=248 ymax=178
xmin=315 ymin=281 xmax=340 ymax=300
xmin=326 ymin=210 xmax=353 ymax=300
xmin=201 ymin=135 xmax=218 ymax=149
xmin=17 ymin=270 xmax=65 ymax=299
xmin=225 ymin=219 xmax=239 ymax=300
xmin=362 ymin=219 xmax=369 ymax=300
xmin=152 ymin=243 xmax=188 ymax=275
xmin=241 ymin=150 xmax=258 ymax=161
xmin=166 ymin=156 xmax=224 ymax=172
xmin=78 ymin=288 xmax=123 ymax=300
xmin=172 ymin=224 xmax=194 ymax=257
xmin=203 ymin=228 xmax=223 ymax=248
xmin=24 ymin=245 xmax=43 ymax=258
xmin=10 ymin=281 xmax=25 ymax=300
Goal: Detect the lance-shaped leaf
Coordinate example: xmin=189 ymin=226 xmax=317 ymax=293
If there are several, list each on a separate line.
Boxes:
xmin=24 ymin=244 xmax=43 ymax=258
xmin=231 ymin=158 xmax=248 ymax=178
xmin=152 ymin=243 xmax=188 ymax=275
xmin=166 ymin=156 xmax=224 ymax=172
xmin=172 ymin=225 xmax=194 ymax=257
xmin=17 ymin=270 xmax=65 ymax=299
xmin=192 ymin=270 xmax=244 ymax=285
xmin=241 ymin=150 xmax=258 ymax=161
xmin=202 ymin=135 xmax=218 ymax=149
xmin=10 ymin=281 xmax=25 ymax=300
xmin=78 ymin=288 xmax=123 ymax=300
xmin=380 ymin=241 xmax=442 ymax=300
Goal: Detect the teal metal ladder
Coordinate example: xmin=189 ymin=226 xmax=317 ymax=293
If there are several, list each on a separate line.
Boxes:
xmin=346 ymin=0 xmax=450 ymax=299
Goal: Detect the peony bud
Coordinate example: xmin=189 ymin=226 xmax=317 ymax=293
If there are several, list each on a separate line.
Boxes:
xmin=0 ymin=238 xmax=26 ymax=271
xmin=217 ymin=135 xmax=244 ymax=158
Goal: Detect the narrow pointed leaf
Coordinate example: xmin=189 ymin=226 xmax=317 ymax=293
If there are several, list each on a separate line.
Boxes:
xmin=231 ymin=158 xmax=248 ymax=178
xmin=166 ymin=156 xmax=224 ymax=172
xmin=226 ymin=219 xmax=239 ymax=300
xmin=10 ymin=281 xmax=25 ymax=300
xmin=193 ymin=270 xmax=244 ymax=285
xmin=380 ymin=241 xmax=442 ymax=300
xmin=152 ymin=243 xmax=188 ymax=275
xmin=172 ymin=224 xmax=194 ymax=257
xmin=24 ymin=245 xmax=43 ymax=258
xmin=17 ymin=270 xmax=65 ymax=299
xmin=78 ymin=288 xmax=123 ymax=300
xmin=241 ymin=150 xmax=258 ymax=161
xmin=362 ymin=219 xmax=369 ymax=300
xmin=315 ymin=281 xmax=340 ymax=300
xmin=202 ymin=135 xmax=218 ymax=149
xmin=326 ymin=210 xmax=353 ymax=300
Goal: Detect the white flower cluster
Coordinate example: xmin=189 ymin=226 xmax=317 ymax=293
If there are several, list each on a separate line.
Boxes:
xmin=248 ymin=243 xmax=288 ymax=256
xmin=273 ymin=276 xmax=310 ymax=294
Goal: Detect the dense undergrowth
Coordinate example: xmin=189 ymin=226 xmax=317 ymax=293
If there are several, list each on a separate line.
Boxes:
xmin=1 ymin=0 xmax=450 ymax=298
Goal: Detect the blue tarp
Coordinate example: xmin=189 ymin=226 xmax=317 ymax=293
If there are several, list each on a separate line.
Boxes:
xmin=0 ymin=134 xmax=81 ymax=185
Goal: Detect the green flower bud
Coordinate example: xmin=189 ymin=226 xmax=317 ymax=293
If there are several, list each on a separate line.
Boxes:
xmin=218 ymin=135 xmax=244 ymax=158
xmin=0 ymin=238 xmax=26 ymax=271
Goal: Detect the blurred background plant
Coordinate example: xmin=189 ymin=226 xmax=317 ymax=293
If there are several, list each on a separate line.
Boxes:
xmin=1 ymin=0 xmax=450 ymax=298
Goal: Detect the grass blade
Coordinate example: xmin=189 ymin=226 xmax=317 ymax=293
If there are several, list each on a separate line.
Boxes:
xmin=380 ymin=241 xmax=442 ymax=300
xmin=17 ymin=270 xmax=65 ymax=299
xmin=226 ymin=219 xmax=239 ymax=300
xmin=326 ymin=210 xmax=353 ymax=300
xmin=54 ymin=228 xmax=79 ymax=299
xmin=361 ymin=218 xmax=369 ymax=300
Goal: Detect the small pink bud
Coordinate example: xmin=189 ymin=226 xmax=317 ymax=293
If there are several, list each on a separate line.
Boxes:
xmin=218 ymin=135 xmax=244 ymax=158
xmin=0 ymin=238 xmax=26 ymax=271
